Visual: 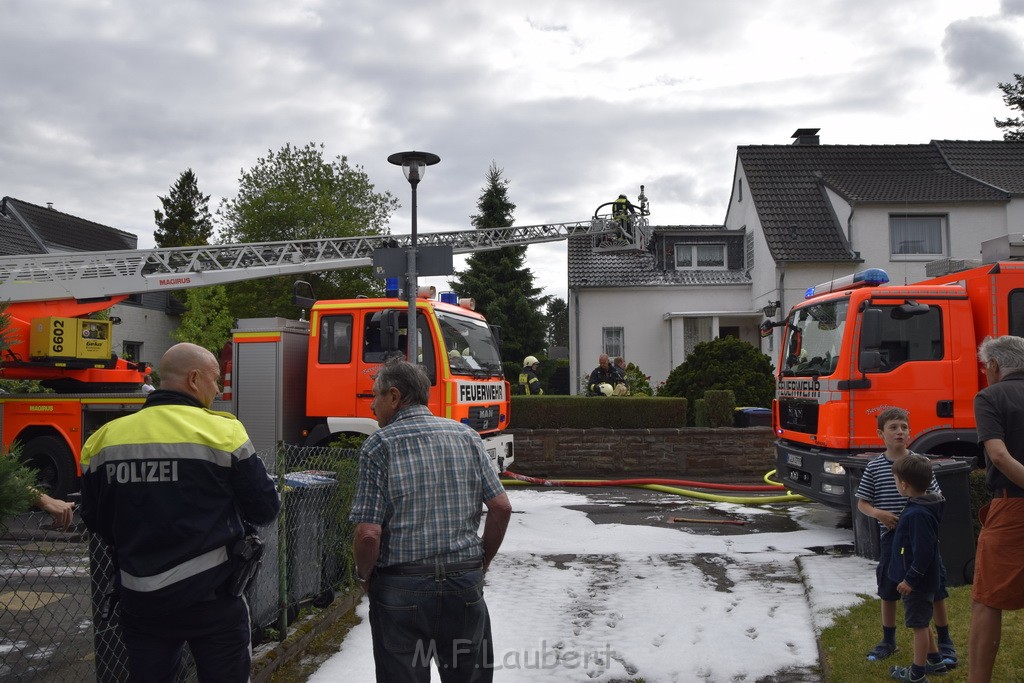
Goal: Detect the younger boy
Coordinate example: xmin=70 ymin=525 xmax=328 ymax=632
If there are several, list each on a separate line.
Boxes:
xmin=887 ymin=454 xmax=947 ymax=683
xmin=855 ymin=407 xmax=957 ymax=668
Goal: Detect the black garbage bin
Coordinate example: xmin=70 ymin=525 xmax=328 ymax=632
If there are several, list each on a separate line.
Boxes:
xmin=284 ymin=472 xmax=337 ymax=608
xmin=734 ymin=407 xmax=772 ymax=427
xmin=847 ymin=454 xmax=976 ymax=586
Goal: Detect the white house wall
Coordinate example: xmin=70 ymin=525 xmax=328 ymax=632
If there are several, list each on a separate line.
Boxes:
xmin=110 ymin=303 xmax=178 ymax=368
xmin=571 ymin=285 xmax=758 ymax=394
xmin=849 ymin=202 xmax=1008 ymax=279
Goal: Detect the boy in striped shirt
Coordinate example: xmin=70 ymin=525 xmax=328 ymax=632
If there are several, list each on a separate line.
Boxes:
xmin=855 ymin=406 xmax=957 ymax=670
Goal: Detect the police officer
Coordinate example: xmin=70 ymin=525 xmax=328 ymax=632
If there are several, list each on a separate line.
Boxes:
xmin=518 ymin=355 xmax=543 ymax=395
xmin=80 ymin=343 xmax=280 ymax=682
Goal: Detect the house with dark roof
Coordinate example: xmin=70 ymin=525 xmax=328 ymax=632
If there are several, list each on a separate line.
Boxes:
xmin=0 ymin=197 xmax=182 ymax=368
xmin=568 ymin=131 xmax=1024 ymax=393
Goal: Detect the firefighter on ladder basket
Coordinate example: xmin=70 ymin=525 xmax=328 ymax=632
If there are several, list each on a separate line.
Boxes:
xmin=612 ymin=194 xmax=637 ymax=242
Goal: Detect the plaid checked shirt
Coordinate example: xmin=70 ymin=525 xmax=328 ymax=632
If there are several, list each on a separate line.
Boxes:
xmin=349 ymin=404 xmax=506 ymax=567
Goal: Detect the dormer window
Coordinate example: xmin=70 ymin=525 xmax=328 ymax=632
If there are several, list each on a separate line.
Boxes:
xmin=675 ymin=243 xmax=725 ymax=270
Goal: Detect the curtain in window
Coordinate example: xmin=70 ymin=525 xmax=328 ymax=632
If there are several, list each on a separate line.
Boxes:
xmin=696 ymin=245 xmax=725 ymax=267
xmin=603 ymin=327 xmax=624 ymax=358
xmin=890 ymin=216 xmax=942 ymax=254
xmin=683 ymin=317 xmax=712 ymax=358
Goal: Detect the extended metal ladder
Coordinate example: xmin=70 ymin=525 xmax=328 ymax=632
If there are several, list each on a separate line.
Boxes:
xmin=0 ymin=219 xmax=617 ymax=303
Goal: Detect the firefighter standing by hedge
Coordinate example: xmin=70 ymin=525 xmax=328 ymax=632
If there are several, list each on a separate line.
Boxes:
xmin=518 ymin=356 xmax=543 ymax=395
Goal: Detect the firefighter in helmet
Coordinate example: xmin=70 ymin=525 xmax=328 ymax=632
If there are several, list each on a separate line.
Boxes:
xmin=518 ymin=356 xmax=543 ymax=395
xmin=611 ymin=194 xmax=637 ymax=240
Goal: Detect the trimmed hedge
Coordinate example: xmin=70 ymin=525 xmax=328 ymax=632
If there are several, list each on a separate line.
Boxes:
xmin=509 ymin=395 xmax=688 ymax=429
xmin=703 ymin=390 xmax=735 ymax=427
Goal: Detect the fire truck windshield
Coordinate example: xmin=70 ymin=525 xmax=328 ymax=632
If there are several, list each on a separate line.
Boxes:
xmin=782 ymin=299 xmax=849 ymax=377
xmin=436 ymin=310 xmax=504 ymax=377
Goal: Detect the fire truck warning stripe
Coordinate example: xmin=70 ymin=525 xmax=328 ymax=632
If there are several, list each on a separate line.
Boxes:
xmin=120 ymin=545 xmax=229 ymax=592
xmin=234 ymin=333 xmax=281 ymax=343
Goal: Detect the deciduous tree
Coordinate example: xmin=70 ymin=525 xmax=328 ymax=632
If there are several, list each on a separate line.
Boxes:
xmin=217 ymin=142 xmax=398 ymax=319
xmin=171 ymin=285 xmax=235 ymax=356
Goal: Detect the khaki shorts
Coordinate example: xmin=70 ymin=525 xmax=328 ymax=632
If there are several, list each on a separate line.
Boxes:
xmin=972 ymin=497 xmax=1024 ymax=611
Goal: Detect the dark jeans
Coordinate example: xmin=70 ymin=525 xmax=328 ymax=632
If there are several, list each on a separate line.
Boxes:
xmin=368 ymin=569 xmax=493 ymax=683
xmin=119 ymin=595 xmax=251 ymax=683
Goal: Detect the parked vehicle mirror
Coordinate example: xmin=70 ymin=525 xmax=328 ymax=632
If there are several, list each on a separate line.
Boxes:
xmin=892 ymin=299 xmax=930 ymax=320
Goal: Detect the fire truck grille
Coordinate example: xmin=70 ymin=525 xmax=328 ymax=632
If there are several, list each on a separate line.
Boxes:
xmin=465 ymin=405 xmax=501 ymax=432
xmin=779 ymin=400 xmax=819 ymax=434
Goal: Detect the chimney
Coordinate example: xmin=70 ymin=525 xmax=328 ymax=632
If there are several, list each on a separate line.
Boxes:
xmin=791 ymin=128 xmax=820 ymax=146
xmin=47 ymin=202 xmax=54 ymax=209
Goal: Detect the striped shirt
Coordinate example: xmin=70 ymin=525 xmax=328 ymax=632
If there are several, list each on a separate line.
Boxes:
xmin=854 ymin=451 xmax=940 ymax=536
xmin=349 ymin=404 xmax=505 ymax=567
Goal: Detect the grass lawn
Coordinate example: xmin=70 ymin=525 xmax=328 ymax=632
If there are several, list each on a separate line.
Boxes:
xmin=820 ymin=584 xmax=1024 ymax=681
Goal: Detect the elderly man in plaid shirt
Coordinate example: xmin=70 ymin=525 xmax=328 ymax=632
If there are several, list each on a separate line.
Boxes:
xmin=350 ymin=359 xmax=513 ymax=683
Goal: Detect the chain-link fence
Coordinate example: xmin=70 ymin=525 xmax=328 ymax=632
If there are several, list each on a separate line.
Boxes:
xmin=0 ymin=444 xmax=359 ymax=682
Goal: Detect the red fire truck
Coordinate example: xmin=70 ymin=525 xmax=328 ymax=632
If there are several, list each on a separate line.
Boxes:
xmin=0 ymin=218 xmax=622 ymax=498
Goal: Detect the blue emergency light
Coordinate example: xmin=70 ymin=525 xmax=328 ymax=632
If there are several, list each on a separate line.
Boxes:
xmin=440 ymin=291 xmax=460 ymax=305
xmin=805 ymin=268 xmax=889 ymax=299
xmin=385 ymin=278 xmax=400 ymax=298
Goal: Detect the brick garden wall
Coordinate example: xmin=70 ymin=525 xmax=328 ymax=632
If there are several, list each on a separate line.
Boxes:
xmin=507 ymin=427 xmax=777 ymax=479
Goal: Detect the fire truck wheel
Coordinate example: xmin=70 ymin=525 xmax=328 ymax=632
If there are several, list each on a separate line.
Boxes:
xmin=21 ymin=436 xmax=77 ymax=500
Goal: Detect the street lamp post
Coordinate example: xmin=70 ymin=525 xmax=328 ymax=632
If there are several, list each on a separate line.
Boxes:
xmin=388 ymin=151 xmax=440 ymax=365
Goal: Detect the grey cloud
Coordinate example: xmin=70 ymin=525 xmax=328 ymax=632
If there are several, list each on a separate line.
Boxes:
xmin=943 ymin=17 xmax=1024 ymax=93
xmin=1003 ymin=0 xmax=1024 ymax=17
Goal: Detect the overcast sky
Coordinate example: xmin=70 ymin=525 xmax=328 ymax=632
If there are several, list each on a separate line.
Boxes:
xmin=2 ymin=0 xmax=1022 ymax=301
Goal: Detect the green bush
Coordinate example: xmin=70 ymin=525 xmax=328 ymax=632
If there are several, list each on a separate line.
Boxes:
xmin=623 ymin=362 xmax=653 ymax=396
xmin=509 ymin=396 xmax=687 ymax=429
xmin=1 ymin=446 xmax=38 ymax=528
xmin=704 ymin=390 xmax=736 ymax=427
xmin=693 ymin=398 xmax=707 ymax=427
xmin=660 ymin=337 xmax=774 ymax=423
xmin=969 ymin=467 xmax=993 ymax=542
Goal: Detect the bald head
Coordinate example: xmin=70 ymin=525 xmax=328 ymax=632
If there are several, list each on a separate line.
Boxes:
xmin=158 ymin=343 xmax=221 ymax=407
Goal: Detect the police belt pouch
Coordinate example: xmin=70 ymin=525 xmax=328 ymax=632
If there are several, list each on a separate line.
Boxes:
xmin=228 ymin=533 xmax=264 ymax=597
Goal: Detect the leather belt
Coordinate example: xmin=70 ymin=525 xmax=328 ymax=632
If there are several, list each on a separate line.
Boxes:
xmin=378 ymin=560 xmax=483 ymax=576
xmin=995 ymin=487 xmax=1024 ymax=499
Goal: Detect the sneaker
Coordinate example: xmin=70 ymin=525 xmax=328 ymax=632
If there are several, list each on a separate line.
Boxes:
xmin=925 ymin=659 xmax=947 ymax=675
xmin=889 ymin=665 xmax=928 ymax=682
xmin=867 ymin=641 xmax=898 ymax=661
xmin=938 ymin=642 xmax=958 ymax=669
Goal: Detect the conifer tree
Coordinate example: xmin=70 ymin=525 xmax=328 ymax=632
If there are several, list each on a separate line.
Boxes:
xmin=448 ymin=162 xmax=549 ymax=365
xmin=154 ymin=169 xmax=214 ymax=248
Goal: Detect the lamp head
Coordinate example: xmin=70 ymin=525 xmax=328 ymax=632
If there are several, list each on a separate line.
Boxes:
xmin=388 ymin=151 xmax=441 ymax=186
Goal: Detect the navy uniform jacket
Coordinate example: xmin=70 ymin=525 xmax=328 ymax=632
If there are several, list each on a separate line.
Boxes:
xmin=80 ymin=390 xmax=280 ymax=614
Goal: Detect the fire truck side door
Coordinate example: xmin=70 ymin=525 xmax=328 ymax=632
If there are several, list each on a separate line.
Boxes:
xmin=850 ymin=302 xmax=951 ymax=450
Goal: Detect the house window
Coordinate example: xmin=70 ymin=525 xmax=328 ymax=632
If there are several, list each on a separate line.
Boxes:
xmin=122 ymin=341 xmax=142 ymax=362
xmin=738 ymin=178 xmax=743 ymax=202
xmin=603 ymin=327 xmax=624 ymax=359
xmin=889 ymin=215 xmax=946 ymax=259
xmin=675 ymin=244 xmax=726 ymax=270
xmin=744 ymin=230 xmax=753 ymax=271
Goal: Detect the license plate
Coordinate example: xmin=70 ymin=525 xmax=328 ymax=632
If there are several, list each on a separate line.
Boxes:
xmin=786 ymin=453 xmax=803 ymax=468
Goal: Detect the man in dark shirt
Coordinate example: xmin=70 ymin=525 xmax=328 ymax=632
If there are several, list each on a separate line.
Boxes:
xmin=969 ymin=335 xmax=1024 ymax=683
xmin=587 ymin=353 xmax=617 ymax=396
